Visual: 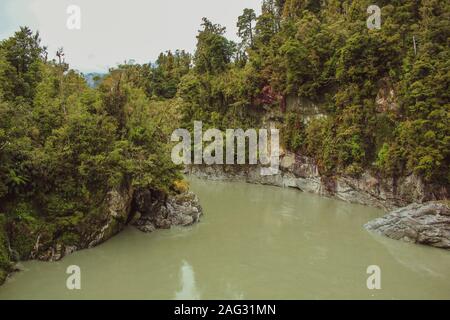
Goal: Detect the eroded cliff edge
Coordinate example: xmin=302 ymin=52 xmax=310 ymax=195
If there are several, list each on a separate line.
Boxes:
xmin=187 ymin=152 xmax=447 ymax=211
xmin=0 ymin=186 xmax=203 ymax=285
xmin=186 ymin=155 xmax=449 ymax=250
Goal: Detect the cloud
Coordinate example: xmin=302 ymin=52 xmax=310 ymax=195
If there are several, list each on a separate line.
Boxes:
xmin=0 ymin=0 xmax=261 ymax=73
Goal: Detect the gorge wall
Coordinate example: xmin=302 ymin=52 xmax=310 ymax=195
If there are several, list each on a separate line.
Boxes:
xmin=0 ymin=186 xmax=202 ymax=285
xmin=187 ymin=153 xmax=448 ymax=212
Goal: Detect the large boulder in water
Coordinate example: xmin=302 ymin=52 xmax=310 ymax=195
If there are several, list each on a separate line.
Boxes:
xmin=364 ymin=202 xmax=450 ymax=249
xmin=132 ymin=190 xmax=203 ymax=233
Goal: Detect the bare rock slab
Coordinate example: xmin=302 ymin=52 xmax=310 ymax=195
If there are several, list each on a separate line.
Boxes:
xmin=364 ymin=202 xmax=450 ymax=249
xmin=133 ymin=191 xmax=203 ymax=233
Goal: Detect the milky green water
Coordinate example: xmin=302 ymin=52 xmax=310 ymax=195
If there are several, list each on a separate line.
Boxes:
xmin=1 ymin=178 xmax=449 ymax=300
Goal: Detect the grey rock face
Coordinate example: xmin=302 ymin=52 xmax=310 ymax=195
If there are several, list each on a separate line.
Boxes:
xmin=30 ymin=186 xmax=203 ymax=261
xmin=1 ymin=185 xmax=203 ymax=285
xmin=187 ymin=152 xmax=448 ymax=211
xmin=31 ymin=184 xmax=134 ymax=262
xmin=133 ymin=191 xmax=203 ymax=233
xmin=86 ymin=186 xmax=134 ymax=248
xmin=364 ymin=202 xmax=450 ymax=249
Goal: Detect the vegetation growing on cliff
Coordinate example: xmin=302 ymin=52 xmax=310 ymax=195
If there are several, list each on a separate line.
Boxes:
xmin=0 ymin=28 xmax=184 ymax=267
xmin=0 ymin=0 xmax=448 ymax=279
xmin=178 ymin=0 xmax=449 ymax=185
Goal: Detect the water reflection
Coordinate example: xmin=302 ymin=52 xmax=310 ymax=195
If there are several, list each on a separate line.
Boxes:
xmin=175 ymin=260 xmax=200 ymax=300
xmin=368 ymin=232 xmax=450 ymax=279
xmin=0 ymin=179 xmax=449 ymax=299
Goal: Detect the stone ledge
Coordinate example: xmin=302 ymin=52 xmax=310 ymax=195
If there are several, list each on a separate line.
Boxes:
xmin=364 ymin=202 xmax=450 ymax=250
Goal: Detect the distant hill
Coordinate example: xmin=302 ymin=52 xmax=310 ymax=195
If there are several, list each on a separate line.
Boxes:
xmin=83 ymin=72 xmax=106 ymax=88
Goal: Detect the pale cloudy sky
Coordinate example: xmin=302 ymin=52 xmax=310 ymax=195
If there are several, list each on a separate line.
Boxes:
xmin=0 ymin=0 xmax=261 ymax=73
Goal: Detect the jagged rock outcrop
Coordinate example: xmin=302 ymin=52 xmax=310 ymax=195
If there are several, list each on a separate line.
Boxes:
xmin=30 ymin=184 xmax=134 ymax=262
xmin=1 ymin=184 xmax=203 ymax=285
xmin=216 ymin=79 xmax=446 ymax=210
xmin=187 ymin=152 xmax=448 ymax=211
xmin=4 ymin=184 xmax=202 ymax=271
xmin=364 ymin=202 xmax=450 ymax=249
xmin=132 ymin=190 xmax=203 ymax=233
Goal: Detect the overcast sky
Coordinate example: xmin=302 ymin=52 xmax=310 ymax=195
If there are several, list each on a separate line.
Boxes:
xmin=0 ymin=0 xmax=262 ymax=73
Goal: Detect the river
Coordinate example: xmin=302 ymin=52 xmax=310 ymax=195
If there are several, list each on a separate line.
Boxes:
xmin=1 ymin=178 xmax=449 ymax=299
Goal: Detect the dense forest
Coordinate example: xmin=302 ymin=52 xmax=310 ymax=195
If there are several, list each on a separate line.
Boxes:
xmin=177 ymin=0 xmax=449 ymax=185
xmin=1 ymin=0 xmax=449 ymax=283
xmin=0 ymin=30 xmax=189 ymax=281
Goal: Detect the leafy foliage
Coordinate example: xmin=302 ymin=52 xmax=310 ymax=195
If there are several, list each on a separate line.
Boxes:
xmin=0 ymin=28 xmax=184 ymax=260
xmin=179 ymin=0 xmax=449 ymax=185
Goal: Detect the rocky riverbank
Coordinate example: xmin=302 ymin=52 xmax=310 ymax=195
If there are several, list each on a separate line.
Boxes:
xmin=186 ymin=153 xmax=448 ymax=211
xmin=0 ymin=186 xmax=203 ymax=285
xmin=364 ymin=202 xmax=450 ymax=250
xmin=186 ymin=156 xmax=449 ymax=250
xmin=132 ymin=190 xmax=203 ymax=233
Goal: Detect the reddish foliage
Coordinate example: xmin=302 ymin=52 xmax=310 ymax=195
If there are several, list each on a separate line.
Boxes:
xmin=255 ymin=85 xmax=286 ymax=112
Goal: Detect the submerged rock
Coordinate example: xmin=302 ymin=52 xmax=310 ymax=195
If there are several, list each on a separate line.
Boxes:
xmin=364 ymin=202 xmax=450 ymax=249
xmin=132 ymin=191 xmax=203 ymax=233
